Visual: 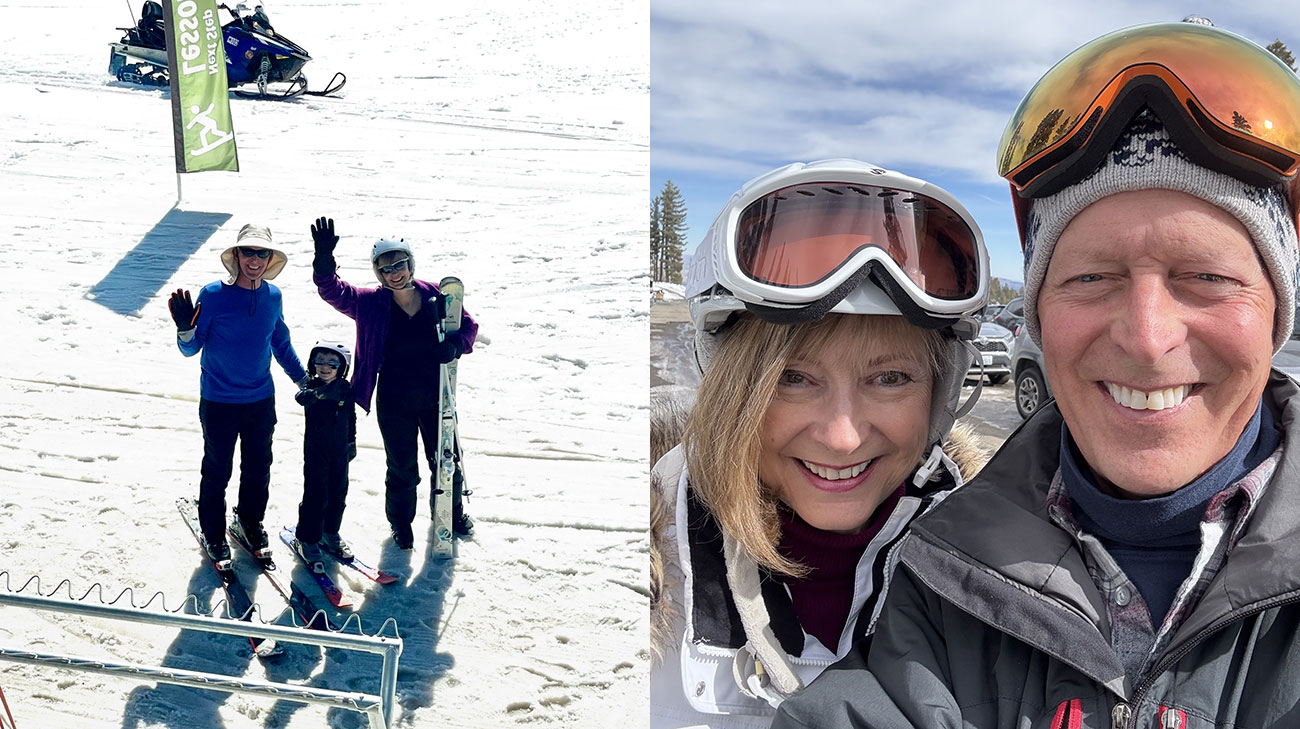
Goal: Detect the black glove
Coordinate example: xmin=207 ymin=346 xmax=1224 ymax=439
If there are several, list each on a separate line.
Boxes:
xmin=347 ymin=442 xmax=357 ymax=462
xmin=311 ymin=216 xmax=338 ymax=275
xmin=436 ymin=337 xmax=464 ymax=363
xmin=168 ymin=289 xmax=200 ymax=332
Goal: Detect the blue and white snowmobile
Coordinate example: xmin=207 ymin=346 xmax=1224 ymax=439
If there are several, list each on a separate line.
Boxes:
xmin=109 ymin=2 xmax=345 ymax=99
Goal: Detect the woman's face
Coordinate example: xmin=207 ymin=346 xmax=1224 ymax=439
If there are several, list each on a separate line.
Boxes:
xmin=758 ymin=325 xmax=933 ymax=534
xmin=377 ymin=252 xmax=413 ymax=288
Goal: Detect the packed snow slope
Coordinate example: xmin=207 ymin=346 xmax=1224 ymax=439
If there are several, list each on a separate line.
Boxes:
xmin=0 ymin=1 xmax=649 ymax=727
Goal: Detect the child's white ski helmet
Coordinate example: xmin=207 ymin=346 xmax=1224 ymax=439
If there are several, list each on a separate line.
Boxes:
xmin=309 ymin=340 xmax=353 ymax=379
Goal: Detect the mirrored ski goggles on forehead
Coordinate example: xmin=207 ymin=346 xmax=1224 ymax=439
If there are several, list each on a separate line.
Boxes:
xmin=729 ymin=181 xmax=984 ymax=303
xmin=238 ymin=246 xmax=273 ymax=259
xmin=312 ymin=358 xmax=342 ymax=369
xmin=998 ymin=22 xmax=1300 ymax=198
xmin=377 ymin=259 xmax=410 ymax=276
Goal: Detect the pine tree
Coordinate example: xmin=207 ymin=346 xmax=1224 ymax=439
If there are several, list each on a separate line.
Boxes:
xmin=650 ymin=195 xmax=662 ymax=281
xmin=1267 ymin=40 xmax=1297 ymax=72
xmin=659 ymin=180 xmax=688 ymax=284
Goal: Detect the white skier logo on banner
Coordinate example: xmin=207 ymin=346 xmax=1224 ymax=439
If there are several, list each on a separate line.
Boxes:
xmin=185 ymin=102 xmax=234 ymax=156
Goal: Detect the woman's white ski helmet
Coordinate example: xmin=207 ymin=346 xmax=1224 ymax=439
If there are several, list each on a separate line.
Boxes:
xmin=371 ymin=237 xmax=415 ymax=288
xmin=310 ymin=340 xmax=353 ymax=379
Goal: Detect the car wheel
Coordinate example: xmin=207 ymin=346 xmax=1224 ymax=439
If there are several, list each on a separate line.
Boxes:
xmin=1015 ymin=365 xmax=1046 ymax=419
xmin=987 ymin=373 xmax=1009 ymax=386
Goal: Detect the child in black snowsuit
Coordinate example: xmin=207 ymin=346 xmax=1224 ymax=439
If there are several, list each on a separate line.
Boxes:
xmin=293 ymin=341 xmax=357 ymax=564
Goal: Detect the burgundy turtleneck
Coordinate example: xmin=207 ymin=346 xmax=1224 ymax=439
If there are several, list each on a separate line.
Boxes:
xmin=776 ymin=484 xmax=904 ymax=651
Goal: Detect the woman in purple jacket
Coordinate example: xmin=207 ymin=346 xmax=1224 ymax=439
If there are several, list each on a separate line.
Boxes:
xmin=310 ymin=217 xmax=478 ymax=549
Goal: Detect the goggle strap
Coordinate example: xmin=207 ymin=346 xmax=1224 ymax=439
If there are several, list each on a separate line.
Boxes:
xmin=743 ymin=266 xmax=874 ymax=325
xmin=867 ymin=264 xmax=970 ymax=331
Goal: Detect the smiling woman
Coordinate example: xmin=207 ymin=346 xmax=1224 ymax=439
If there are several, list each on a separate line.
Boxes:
xmin=648 ymin=159 xmax=990 ymax=729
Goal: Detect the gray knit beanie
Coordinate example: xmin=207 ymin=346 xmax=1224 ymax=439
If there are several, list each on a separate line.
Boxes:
xmin=1022 ymin=114 xmax=1299 ymax=353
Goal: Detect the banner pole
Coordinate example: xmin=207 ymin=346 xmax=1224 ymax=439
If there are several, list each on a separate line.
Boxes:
xmin=176 ymin=172 xmax=183 ymax=206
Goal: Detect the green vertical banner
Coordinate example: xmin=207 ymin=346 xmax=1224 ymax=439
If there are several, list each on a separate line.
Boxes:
xmin=163 ymin=0 xmax=239 ymax=173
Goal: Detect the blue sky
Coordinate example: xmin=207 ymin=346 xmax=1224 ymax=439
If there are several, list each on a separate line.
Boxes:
xmin=651 ymin=2 xmax=1300 ymax=283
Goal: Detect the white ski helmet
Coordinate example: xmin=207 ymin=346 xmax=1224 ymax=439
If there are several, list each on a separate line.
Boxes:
xmin=309 ymin=340 xmax=353 ymax=379
xmin=371 ymin=237 xmax=415 ymax=288
xmin=686 ymin=159 xmax=989 ymax=460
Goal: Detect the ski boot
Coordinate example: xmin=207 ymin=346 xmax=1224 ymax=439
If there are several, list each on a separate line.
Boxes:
xmin=293 ymin=538 xmax=325 ymax=572
xmin=453 ymin=513 xmax=475 ymax=538
xmin=230 ymin=517 xmax=273 ymax=562
xmin=320 ymin=532 xmax=354 ymax=561
xmin=390 ymin=523 xmax=414 ymax=551
xmin=202 ymin=534 xmax=233 ymax=571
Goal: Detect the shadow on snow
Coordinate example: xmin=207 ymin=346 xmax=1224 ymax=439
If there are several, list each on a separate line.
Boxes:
xmin=87 ymin=208 xmax=231 ymax=317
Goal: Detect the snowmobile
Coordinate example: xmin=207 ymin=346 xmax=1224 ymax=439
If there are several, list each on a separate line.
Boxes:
xmin=108 ymin=2 xmax=345 ymax=99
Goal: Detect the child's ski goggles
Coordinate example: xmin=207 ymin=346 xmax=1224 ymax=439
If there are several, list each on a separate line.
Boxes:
xmin=998 ymin=22 xmax=1300 ymax=199
xmin=697 ymin=162 xmax=987 ymax=327
xmin=312 ymin=358 xmax=342 ymax=369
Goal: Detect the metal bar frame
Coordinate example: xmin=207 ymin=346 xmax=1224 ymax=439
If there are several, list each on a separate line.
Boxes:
xmin=0 ymin=589 xmax=403 ymax=727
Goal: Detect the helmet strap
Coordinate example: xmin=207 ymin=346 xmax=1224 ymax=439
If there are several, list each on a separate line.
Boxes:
xmin=955 ymin=340 xmax=983 ymax=420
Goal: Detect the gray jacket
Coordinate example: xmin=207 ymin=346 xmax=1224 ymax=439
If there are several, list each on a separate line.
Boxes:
xmin=775 ymin=372 xmax=1300 ymax=729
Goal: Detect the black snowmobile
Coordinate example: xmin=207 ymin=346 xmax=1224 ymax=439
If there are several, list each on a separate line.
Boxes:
xmin=109 ymin=2 xmax=345 ymax=99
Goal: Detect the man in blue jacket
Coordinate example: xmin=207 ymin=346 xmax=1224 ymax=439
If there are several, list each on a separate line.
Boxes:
xmin=169 ymin=224 xmax=306 ymax=566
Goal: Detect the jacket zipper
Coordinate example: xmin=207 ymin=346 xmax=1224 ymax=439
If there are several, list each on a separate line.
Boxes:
xmin=1113 ymin=591 xmax=1300 ymax=728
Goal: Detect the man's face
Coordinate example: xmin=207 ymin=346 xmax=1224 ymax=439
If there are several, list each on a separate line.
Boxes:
xmin=237 ymin=246 xmax=270 ymax=284
xmin=1038 ymin=189 xmax=1276 ymax=497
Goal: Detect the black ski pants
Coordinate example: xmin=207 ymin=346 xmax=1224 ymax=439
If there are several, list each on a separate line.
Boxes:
xmin=296 ymin=443 xmax=349 ymax=544
xmin=197 ymin=396 xmax=276 ymax=542
xmin=375 ymin=400 xmax=465 ymax=531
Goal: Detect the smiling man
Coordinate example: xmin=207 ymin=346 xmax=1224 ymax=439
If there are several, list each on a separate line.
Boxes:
xmin=169 ymin=223 xmax=306 ymax=568
xmin=774 ymin=21 xmax=1300 ymax=729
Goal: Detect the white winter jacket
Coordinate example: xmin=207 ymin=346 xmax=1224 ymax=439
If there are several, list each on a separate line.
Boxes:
xmin=649 ymin=442 xmax=966 ymax=729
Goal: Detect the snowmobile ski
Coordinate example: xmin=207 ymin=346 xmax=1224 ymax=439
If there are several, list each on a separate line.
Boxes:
xmin=279 ymin=527 xmax=355 ymax=609
xmin=289 ymin=527 xmax=399 ymax=585
xmin=432 ymin=277 xmax=465 ymax=560
xmin=228 ymin=523 xmax=338 ymax=631
xmin=176 ymin=498 xmax=282 ymax=658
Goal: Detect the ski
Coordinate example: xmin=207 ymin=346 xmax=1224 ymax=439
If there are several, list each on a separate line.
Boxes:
xmin=175 ymin=498 xmax=282 ymax=658
xmin=312 ymin=527 xmax=397 ymax=584
xmin=278 ymin=527 xmax=355 ymax=609
xmin=284 ymin=526 xmax=398 ymax=585
xmin=432 ymin=276 xmax=464 ymax=560
xmin=336 ymin=553 xmax=399 ymax=585
xmin=228 ymin=524 xmax=338 ymax=631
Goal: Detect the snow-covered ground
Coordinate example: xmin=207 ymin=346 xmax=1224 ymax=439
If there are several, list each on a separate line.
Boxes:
xmin=0 ymin=1 xmax=648 ymax=727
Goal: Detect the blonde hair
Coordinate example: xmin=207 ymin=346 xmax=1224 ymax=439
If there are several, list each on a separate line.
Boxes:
xmin=683 ymin=313 xmax=943 ymax=577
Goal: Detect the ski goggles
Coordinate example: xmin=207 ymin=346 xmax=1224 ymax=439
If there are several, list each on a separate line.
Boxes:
xmin=238 ymin=246 xmax=273 ymax=259
xmin=377 ymin=259 xmax=410 ymax=276
xmin=718 ymin=179 xmax=986 ymax=323
xmin=998 ymin=22 xmax=1300 ymax=199
xmin=312 ymin=358 xmax=342 ymax=369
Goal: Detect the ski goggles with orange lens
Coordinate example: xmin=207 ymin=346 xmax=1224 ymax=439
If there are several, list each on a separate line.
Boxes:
xmin=998 ymin=22 xmax=1300 ymax=199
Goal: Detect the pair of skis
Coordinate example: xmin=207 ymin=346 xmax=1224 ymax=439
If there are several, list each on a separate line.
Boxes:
xmin=178 ymin=499 xmax=399 ymax=659
xmin=432 ymin=276 xmax=465 ymax=560
xmin=177 ymin=497 xmax=288 ymax=658
xmin=279 ymin=526 xmax=397 ymax=611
